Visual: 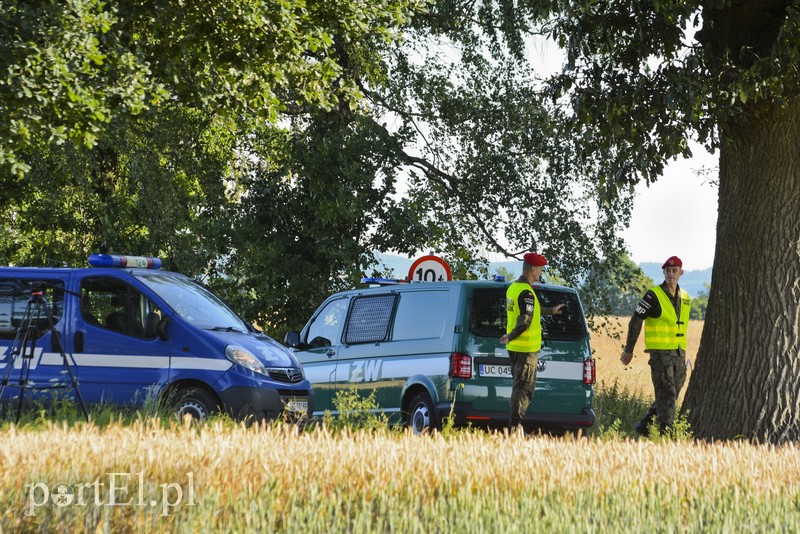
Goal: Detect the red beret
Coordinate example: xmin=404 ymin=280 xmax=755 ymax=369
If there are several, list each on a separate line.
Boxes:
xmin=662 ymin=256 xmax=683 ymax=269
xmin=523 ymin=252 xmax=547 ymax=267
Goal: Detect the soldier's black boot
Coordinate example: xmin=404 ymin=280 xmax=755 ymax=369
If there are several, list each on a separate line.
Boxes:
xmin=635 ymin=407 xmax=658 ymax=435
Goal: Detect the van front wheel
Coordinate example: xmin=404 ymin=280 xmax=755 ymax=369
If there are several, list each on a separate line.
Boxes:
xmin=407 ymin=392 xmax=439 ymax=434
xmin=174 ymin=387 xmax=219 ymax=421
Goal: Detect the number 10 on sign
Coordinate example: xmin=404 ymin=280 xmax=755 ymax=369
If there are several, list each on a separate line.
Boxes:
xmin=407 ymin=255 xmax=452 ymax=282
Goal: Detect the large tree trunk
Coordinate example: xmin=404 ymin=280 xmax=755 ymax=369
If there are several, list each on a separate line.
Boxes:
xmin=683 ymin=98 xmax=800 ymax=443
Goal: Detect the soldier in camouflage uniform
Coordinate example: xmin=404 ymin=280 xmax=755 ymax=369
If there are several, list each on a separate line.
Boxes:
xmin=620 ymin=256 xmax=690 ymax=434
xmin=500 ymin=253 xmax=564 ymax=433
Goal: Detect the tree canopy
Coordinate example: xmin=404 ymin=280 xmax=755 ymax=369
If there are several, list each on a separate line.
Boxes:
xmin=3 ymin=1 xmax=800 ymax=442
xmin=1 ymin=0 xmax=428 ymax=331
xmin=1 ymin=0 xmax=421 ymax=172
xmin=2 ymin=0 xmax=636 ymax=333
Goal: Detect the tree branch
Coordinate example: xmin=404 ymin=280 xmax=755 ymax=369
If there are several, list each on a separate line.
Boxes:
xmin=398 ymin=149 xmax=521 ymax=259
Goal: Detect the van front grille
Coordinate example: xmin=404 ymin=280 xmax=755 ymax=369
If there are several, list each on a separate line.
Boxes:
xmin=268 ymin=367 xmax=304 ymax=383
xmin=278 ymin=389 xmax=310 ymax=396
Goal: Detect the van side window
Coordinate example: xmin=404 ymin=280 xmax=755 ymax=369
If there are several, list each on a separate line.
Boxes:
xmin=469 ymin=287 xmax=586 ymax=340
xmin=0 ymin=280 xmax=65 ymax=340
xmin=393 ymin=291 xmax=449 ymax=341
xmin=306 ymin=298 xmax=348 ymax=348
xmin=81 ymin=277 xmax=162 ymax=339
xmin=344 ymin=294 xmax=396 ymax=344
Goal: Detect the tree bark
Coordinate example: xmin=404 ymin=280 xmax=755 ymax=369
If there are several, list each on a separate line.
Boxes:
xmin=683 ymin=98 xmax=800 ymax=443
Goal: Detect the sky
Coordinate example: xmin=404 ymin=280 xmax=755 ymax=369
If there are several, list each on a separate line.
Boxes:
xmin=622 ymin=146 xmax=719 ymax=270
xmin=524 ymin=41 xmax=721 ymax=272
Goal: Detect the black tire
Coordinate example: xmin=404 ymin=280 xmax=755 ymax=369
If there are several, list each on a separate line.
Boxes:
xmin=407 ymin=392 xmax=439 ymax=434
xmin=173 ymin=387 xmax=219 ymax=421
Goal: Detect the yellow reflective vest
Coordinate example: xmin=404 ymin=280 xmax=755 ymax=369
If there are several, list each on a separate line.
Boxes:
xmin=644 ymin=285 xmax=690 ymax=350
xmin=506 ymin=281 xmax=542 ymax=352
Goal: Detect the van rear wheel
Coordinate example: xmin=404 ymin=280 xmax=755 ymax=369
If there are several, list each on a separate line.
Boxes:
xmin=174 ymin=387 xmax=219 ymax=421
xmin=407 ymin=392 xmax=438 ymax=434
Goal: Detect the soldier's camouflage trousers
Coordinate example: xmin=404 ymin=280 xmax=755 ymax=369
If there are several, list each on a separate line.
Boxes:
xmin=648 ymin=349 xmax=687 ymax=429
xmin=508 ymin=350 xmax=538 ymax=429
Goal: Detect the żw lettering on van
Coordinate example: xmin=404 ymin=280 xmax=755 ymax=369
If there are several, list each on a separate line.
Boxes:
xmin=349 ymin=360 xmax=382 ymax=383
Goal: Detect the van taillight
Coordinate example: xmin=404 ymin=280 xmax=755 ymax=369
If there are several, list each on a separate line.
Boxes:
xmin=583 ymin=358 xmax=596 ymax=384
xmin=449 ymin=353 xmax=472 ymax=379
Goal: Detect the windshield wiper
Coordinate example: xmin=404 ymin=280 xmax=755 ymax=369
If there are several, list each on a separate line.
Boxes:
xmin=209 ymin=326 xmax=245 ymax=333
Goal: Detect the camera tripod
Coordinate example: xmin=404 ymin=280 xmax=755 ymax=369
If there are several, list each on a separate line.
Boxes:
xmin=0 ymin=287 xmax=88 ymax=422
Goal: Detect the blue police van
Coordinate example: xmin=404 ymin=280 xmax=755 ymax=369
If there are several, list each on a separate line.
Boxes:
xmin=0 ymin=255 xmax=312 ymax=421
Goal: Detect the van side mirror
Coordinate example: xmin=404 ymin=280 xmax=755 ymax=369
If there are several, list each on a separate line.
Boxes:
xmin=157 ymin=315 xmax=171 ymax=341
xmin=144 ymin=312 xmax=160 ymax=339
xmin=284 ymin=331 xmax=301 ymax=348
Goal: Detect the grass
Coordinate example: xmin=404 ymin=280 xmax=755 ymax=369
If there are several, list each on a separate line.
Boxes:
xmin=5 ymin=318 xmax=798 ymax=531
xmin=0 ymin=387 xmax=176 ymax=429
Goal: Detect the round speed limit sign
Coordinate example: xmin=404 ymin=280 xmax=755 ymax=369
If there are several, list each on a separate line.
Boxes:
xmin=407 ymin=255 xmax=452 ymax=283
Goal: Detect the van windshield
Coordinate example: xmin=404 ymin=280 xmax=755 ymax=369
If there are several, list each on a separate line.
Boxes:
xmin=136 ymin=272 xmax=249 ymax=331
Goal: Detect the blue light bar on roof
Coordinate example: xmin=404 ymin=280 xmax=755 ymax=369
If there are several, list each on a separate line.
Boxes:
xmin=89 ymin=254 xmax=162 ymax=269
xmin=360 ymin=277 xmax=407 ymax=286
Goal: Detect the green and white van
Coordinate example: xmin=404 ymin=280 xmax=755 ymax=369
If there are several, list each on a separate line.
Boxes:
xmin=284 ymin=279 xmax=595 ymax=433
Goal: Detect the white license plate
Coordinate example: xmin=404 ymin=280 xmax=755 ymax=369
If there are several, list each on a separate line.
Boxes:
xmin=479 ymin=364 xmax=512 ymax=378
xmin=285 ymin=399 xmax=308 ymax=413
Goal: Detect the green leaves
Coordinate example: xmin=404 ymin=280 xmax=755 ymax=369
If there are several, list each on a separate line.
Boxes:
xmin=14 ymin=0 xmax=794 ymax=341
xmin=1 ymin=0 xmax=161 ymax=174
xmin=214 ymin=111 xmax=433 ymax=333
xmin=375 ymin=3 xmax=638 ymax=289
xmin=1 ymin=0 xmax=423 ymax=176
xmin=539 ymin=0 xmax=800 ymax=187
xmin=1 ymin=0 xmax=428 ymax=331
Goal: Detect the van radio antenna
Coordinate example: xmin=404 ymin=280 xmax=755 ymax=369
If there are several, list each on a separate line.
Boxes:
xmin=0 ymin=286 xmax=89 ymax=422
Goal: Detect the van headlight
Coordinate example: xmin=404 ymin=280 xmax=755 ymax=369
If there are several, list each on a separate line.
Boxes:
xmin=225 ymin=345 xmax=268 ymax=376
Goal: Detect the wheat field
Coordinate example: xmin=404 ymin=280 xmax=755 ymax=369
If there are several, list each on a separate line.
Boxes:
xmin=1 ymin=420 xmax=799 ymax=532
xmin=3 ymin=318 xmax=800 ymax=532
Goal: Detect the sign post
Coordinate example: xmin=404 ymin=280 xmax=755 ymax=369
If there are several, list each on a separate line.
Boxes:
xmin=407 ymin=255 xmax=452 ymax=282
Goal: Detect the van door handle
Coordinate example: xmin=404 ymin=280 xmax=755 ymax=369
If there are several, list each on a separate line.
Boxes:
xmin=326 ymin=349 xmax=335 ymax=358
xmin=74 ymin=331 xmax=84 ymax=353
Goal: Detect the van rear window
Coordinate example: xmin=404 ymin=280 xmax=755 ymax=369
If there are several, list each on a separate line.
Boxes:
xmin=470 ymin=287 xmax=586 ymax=340
xmin=470 ymin=288 xmax=506 ymax=338
xmin=345 ymin=294 xmax=397 ymax=344
xmin=536 ymin=288 xmax=587 ymax=340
